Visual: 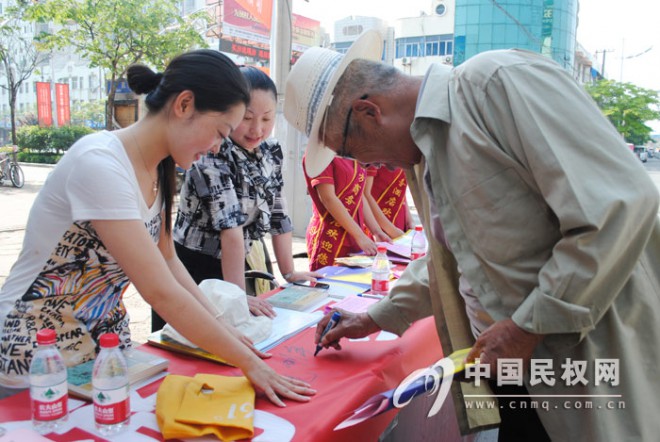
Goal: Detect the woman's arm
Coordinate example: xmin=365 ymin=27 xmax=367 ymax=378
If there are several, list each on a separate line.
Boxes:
xmin=403 ymin=199 xmax=415 ymax=231
xmin=93 ymin=218 xmax=315 ymax=406
xmin=364 ymin=175 xmax=404 ymax=239
xmin=219 ymin=226 xmax=247 ymax=290
xmin=271 ymin=232 xmax=323 ymax=283
xmin=362 ymin=193 xmax=392 ymax=243
xmin=316 ymin=183 xmax=378 ymax=255
xmin=218 ymin=227 xmax=274 ymax=317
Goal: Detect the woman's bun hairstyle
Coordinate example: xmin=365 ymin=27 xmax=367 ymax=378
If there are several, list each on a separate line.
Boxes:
xmin=126 ymin=65 xmax=163 ymax=95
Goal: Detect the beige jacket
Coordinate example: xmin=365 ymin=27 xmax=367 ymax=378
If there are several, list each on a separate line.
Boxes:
xmin=369 ymin=49 xmax=660 ymax=440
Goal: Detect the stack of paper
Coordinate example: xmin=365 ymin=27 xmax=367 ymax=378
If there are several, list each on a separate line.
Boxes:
xmin=258 ymin=308 xmax=323 ymax=352
xmin=67 ymin=346 xmax=170 ymax=399
xmin=316 ymin=266 xmax=372 ymax=299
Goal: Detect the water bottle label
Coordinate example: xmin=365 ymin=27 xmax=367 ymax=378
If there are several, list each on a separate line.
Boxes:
xmin=93 ymin=385 xmax=130 ymax=424
xmin=371 ymin=279 xmax=389 ymax=293
xmin=411 ymin=251 xmax=426 ymax=260
xmin=31 ymin=380 xmax=68 ymax=421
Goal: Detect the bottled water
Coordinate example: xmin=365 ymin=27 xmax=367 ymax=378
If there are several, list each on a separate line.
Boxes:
xmin=410 ymin=225 xmax=427 ymax=260
xmin=29 ymin=328 xmax=69 ymax=434
xmin=92 ymin=333 xmax=130 ymax=436
xmin=371 ymin=245 xmax=391 ymax=295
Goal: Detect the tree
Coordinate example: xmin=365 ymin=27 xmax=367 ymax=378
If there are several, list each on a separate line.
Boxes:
xmin=26 ymin=0 xmax=208 ymax=130
xmin=586 ymin=79 xmax=660 ymax=146
xmin=0 ymin=5 xmax=45 ymax=145
xmin=71 ymin=99 xmax=105 ymax=128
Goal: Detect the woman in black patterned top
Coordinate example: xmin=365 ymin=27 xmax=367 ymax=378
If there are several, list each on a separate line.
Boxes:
xmin=172 ymin=67 xmax=320 ymax=322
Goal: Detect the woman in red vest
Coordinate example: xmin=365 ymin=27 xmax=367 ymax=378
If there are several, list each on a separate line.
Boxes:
xmin=303 ymin=157 xmax=389 ymax=271
xmin=365 ymin=165 xmax=414 ymax=238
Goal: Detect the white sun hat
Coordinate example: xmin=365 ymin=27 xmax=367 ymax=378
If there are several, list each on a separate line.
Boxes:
xmin=283 ymin=30 xmax=383 ymax=178
xmin=162 ymin=279 xmax=272 ymax=346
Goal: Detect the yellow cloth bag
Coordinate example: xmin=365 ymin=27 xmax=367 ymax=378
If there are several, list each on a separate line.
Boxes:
xmin=156 ymin=374 xmax=255 ymax=441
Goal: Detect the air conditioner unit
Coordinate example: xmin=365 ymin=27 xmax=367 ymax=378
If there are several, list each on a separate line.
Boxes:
xmin=444 ymin=55 xmax=453 ymax=64
xmin=401 ymin=57 xmax=411 ymax=66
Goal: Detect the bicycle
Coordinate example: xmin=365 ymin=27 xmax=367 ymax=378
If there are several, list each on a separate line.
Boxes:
xmin=0 ymin=146 xmax=25 ymax=188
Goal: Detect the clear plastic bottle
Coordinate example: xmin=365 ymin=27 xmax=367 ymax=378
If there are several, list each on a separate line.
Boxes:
xmin=29 ymin=328 xmax=69 ymax=434
xmin=410 ymin=225 xmax=427 ymax=260
xmin=371 ymin=245 xmax=391 ymax=295
xmin=92 ymin=333 xmax=130 ymax=436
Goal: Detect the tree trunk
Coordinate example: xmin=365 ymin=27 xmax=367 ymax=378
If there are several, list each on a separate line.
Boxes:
xmin=7 ymin=66 xmax=17 ymax=146
xmin=105 ymin=74 xmax=118 ymax=131
xmin=10 ymin=90 xmax=17 ymax=145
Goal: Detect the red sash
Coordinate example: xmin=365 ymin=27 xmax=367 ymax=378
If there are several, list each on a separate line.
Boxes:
xmin=373 ymin=168 xmax=407 ymax=231
xmin=307 ymin=163 xmax=366 ymax=270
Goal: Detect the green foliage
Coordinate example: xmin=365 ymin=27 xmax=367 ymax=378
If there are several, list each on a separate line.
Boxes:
xmin=586 ymin=80 xmax=660 ymax=145
xmin=71 ymin=100 xmax=105 ymax=128
xmin=1 ymin=3 xmax=44 ymax=144
xmin=16 ymin=125 xmax=94 ymax=163
xmin=25 ymin=0 xmax=208 ymax=129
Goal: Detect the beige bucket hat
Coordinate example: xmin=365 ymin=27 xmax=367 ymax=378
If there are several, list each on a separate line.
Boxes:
xmin=283 ymin=30 xmax=383 ymax=178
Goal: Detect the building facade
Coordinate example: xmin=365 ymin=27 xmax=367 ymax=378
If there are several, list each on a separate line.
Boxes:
xmin=453 ymin=0 xmax=579 ymax=70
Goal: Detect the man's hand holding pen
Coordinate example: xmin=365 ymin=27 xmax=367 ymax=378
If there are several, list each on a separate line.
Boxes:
xmin=314 ymin=309 xmax=381 ymax=352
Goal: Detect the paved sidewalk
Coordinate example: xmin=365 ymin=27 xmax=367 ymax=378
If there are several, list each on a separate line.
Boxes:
xmin=0 ymin=164 xmax=310 ymax=344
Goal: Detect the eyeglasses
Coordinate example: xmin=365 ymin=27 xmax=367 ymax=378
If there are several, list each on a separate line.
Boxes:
xmin=337 ymin=94 xmax=368 ymax=159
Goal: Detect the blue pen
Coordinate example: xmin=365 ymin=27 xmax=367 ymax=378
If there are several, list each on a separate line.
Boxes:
xmin=314 ymin=310 xmax=342 ymax=357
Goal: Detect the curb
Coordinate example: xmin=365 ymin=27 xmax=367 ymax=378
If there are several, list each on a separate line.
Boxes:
xmin=18 ymin=162 xmax=56 ymax=169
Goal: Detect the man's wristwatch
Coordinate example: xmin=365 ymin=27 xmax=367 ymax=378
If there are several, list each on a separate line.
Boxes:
xmin=282 ymin=272 xmax=294 ymax=281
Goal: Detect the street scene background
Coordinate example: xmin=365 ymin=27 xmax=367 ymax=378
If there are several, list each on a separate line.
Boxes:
xmin=2 ymin=156 xmax=660 ymax=344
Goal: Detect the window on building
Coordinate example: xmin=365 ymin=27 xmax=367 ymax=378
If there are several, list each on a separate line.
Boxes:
xmin=426 ymin=41 xmax=439 ymax=56
xmin=72 ymin=77 xmax=78 ymax=90
xmin=342 ymin=24 xmax=364 ymax=37
xmin=79 ymin=76 xmax=84 ymax=90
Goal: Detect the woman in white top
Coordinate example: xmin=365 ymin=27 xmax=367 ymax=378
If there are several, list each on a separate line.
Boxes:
xmin=0 ymin=49 xmax=315 ymax=406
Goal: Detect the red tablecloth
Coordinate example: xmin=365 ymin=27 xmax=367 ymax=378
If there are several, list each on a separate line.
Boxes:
xmin=0 ymin=317 xmax=443 ymax=441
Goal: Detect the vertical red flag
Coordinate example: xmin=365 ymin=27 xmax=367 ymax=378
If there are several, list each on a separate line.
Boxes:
xmin=55 ymin=83 xmax=71 ymax=126
xmin=36 ymin=82 xmax=53 ymax=127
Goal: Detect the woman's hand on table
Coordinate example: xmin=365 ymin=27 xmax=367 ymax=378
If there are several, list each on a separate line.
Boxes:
xmin=314 ymin=309 xmax=381 ymax=351
xmin=357 ymin=234 xmax=378 ymax=255
xmin=372 ymin=229 xmax=393 ymax=244
xmin=247 ymin=296 xmax=276 ymax=318
xmin=284 ymin=270 xmax=324 ymax=285
xmin=244 ymin=360 xmax=317 ymax=407
xmin=386 ymin=226 xmax=406 ymax=240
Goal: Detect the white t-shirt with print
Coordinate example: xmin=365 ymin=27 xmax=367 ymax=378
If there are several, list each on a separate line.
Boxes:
xmin=0 ymin=131 xmax=161 ymax=387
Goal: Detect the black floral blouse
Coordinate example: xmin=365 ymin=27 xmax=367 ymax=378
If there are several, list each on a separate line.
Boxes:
xmin=173 ymin=138 xmax=293 ymax=259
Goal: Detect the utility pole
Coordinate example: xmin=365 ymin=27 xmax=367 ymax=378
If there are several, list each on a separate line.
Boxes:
xmin=595 ymin=49 xmax=614 ymax=78
xmin=271 ymin=0 xmax=311 ymax=237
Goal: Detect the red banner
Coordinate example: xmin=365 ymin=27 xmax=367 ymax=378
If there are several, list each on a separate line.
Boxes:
xmin=223 ymin=0 xmax=271 ymax=44
xmin=235 ymin=0 xmax=272 ymax=30
xmin=55 ymin=83 xmax=70 ymax=126
xmin=292 ymin=14 xmax=321 ymax=52
xmin=36 ymin=82 xmax=52 ymax=127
